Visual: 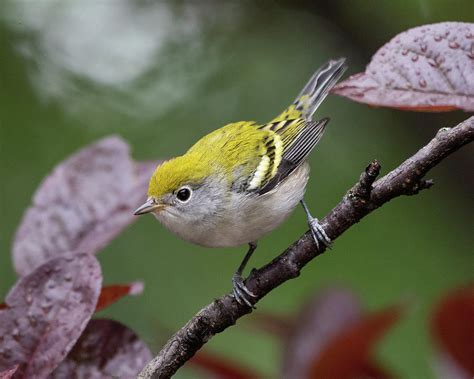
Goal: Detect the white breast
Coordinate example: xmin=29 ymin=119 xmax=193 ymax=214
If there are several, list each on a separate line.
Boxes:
xmin=156 ymin=162 xmax=310 ymax=248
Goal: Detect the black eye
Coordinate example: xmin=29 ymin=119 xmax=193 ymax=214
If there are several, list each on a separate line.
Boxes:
xmin=176 ymin=187 xmax=192 ymax=202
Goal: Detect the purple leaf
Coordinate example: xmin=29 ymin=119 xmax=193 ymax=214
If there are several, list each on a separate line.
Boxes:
xmin=433 ymin=352 xmax=471 ymax=379
xmin=282 ymin=288 xmax=363 ymax=378
xmin=0 ymin=365 xmax=18 ymax=379
xmin=307 ymin=306 xmax=401 ymax=379
xmin=431 ymin=285 xmax=474 ymax=379
xmin=0 ymin=253 xmax=101 ymax=378
xmin=13 ymin=136 xmax=160 ymax=276
xmin=332 ymin=22 xmax=474 ymax=112
xmin=49 ymin=319 xmax=152 ymax=379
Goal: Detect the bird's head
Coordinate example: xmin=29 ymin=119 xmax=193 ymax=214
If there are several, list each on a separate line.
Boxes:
xmin=134 ymin=154 xmax=226 ymax=221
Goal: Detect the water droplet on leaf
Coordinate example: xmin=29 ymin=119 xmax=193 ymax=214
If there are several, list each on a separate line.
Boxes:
xmin=28 ymin=312 xmax=37 ymax=327
xmin=449 ymin=41 xmax=460 ymax=49
xmin=12 ymin=328 xmax=21 ymax=341
xmin=1 ymin=348 xmax=12 ymax=359
xmin=41 ymin=299 xmax=53 ymax=313
xmin=427 ymin=58 xmax=438 ymax=67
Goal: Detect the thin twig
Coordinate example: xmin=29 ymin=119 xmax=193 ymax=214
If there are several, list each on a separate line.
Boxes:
xmin=139 ymin=116 xmax=474 ymax=379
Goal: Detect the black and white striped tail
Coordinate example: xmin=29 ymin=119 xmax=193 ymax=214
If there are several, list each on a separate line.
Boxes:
xmin=294 ymin=58 xmax=347 ymax=121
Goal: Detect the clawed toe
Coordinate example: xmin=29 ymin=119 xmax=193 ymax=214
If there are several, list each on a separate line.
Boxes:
xmin=231 ymin=274 xmax=256 ymax=308
xmin=309 ymin=218 xmax=332 ymax=249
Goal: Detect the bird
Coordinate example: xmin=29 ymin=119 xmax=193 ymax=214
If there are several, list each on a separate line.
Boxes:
xmin=134 ymin=58 xmax=347 ymax=307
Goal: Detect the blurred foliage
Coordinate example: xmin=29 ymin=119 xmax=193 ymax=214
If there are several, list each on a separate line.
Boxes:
xmin=0 ymin=1 xmax=472 ymax=378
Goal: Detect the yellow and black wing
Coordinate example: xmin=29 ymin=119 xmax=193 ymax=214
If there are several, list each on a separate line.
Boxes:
xmin=247 ymin=58 xmax=346 ymax=195
xmin=192 ymin=59 xmax=346 ymax=195
xmin=251 ymin=118 xmax=328 ymax=195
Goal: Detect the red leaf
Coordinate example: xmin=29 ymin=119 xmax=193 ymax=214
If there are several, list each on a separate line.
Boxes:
xmin=190 ymin=351 xmax=262 ymax=379
xmin=0 ymin=365 xmax=18 ymax=379
xmin=431 ymin=284 xmax=474 ymax=377
xmin=49 ymin=319 xmax=152 ymax=378
xmin=282 ymin=288 xmax=363 ymax=378
xmin=0 ymin=253 xmax=101 ymax=378
xmin=12 ymin=136 xmax=160 ymax=276
xmin=0 ymin=303 xmax=6 ymax=310
xmin=332 ymin=22 xmax=474 ymax=112
xmin=95 ymin=282 xmax=144 ymax=312
xmin=358 ymin=361 xmax=394 ymax=379
xmin=308 ymin=305 xmax=402 ymax=379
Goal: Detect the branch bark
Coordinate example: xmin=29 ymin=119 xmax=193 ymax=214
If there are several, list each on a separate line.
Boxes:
xmin=139 ymin=116 xmax=474 ymax=379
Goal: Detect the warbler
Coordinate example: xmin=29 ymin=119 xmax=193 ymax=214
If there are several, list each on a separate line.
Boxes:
xmin=135 ymin=58 xmax=347 ymax=306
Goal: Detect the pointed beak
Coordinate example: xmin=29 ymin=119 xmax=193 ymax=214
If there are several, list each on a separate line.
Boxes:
xmin=134 ymin=198 xmax=164 ymax=215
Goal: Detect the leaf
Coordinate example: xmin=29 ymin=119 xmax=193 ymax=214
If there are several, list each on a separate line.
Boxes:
xmin=282 ymin=288 xmax=363 ymax=378
xmin=95 ymin=281 xmax=144 ymax=312
xmin=2 ymin=283 xmax=145 ymax=314
xmin=0 ymin=365 xmax=18 ymax=379
xmin=332 ymin=22 xmax=474 ymax=112
xmin=431 ymin=284 xmax=474 ymax=378
xmin=307 ymin=306 xmax=402 ymax=379
xmin=12 ymin=135 xmax=160 ymax=276
xmin=0 ymin=253 xmax=101 ymax=378
xmin=49 ymin=319 xmax=152 ymax=379
xmin=189 ymin=351 xmax=262 ymax=379
xmin=281 ymin=288 xmax=401 ymax=379
xmin=433 ymin=352 xmax=471 ymax=379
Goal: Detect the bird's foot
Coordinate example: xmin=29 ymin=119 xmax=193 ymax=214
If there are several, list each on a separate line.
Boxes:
xmin=231 ymin=273 xmax=256 ymax=308
xmin=309 ymin=217 xmax=332 ymax=249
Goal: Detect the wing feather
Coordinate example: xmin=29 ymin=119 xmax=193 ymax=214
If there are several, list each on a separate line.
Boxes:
xmin=230 ymin=59 xmax=345 ymax=194
xmin=256 ymin=118 xmax=329 ymax=195
xmin=246 ymin=132 xmax=283 ymax=191
xmin=284 ymin=118 xmax=328 ymax=163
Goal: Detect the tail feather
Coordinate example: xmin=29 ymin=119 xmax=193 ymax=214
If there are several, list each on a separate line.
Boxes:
xmin=294 ymin=58 xmax=347 ymax=121
xmin=270 ymin=58 xmax=347 ymax=123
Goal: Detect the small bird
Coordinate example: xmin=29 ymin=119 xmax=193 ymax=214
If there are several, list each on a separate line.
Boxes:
xmin=135 ymin=58 xmax=347 ymax=307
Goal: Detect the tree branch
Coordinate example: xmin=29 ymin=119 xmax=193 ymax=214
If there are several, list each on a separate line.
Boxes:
xmin=139 ymin=116 xmax=473 ymax=379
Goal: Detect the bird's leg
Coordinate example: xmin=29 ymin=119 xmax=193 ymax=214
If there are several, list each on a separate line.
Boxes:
xmin=300 ymin=199 xmax=332 ymax=249
xmin=231 ymin=242 xmax=257 ymax=308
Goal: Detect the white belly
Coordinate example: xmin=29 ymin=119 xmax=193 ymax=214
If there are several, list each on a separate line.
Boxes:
xmin=158 ymin=163 xmax=310 ymax=248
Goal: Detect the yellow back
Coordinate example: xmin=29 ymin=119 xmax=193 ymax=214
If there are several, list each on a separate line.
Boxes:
xmin=148 ymin=59 xmax=347 ymax=198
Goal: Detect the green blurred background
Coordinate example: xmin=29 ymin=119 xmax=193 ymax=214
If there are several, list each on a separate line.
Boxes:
xmin=0 ymin=1 xmax=472 ymax=378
